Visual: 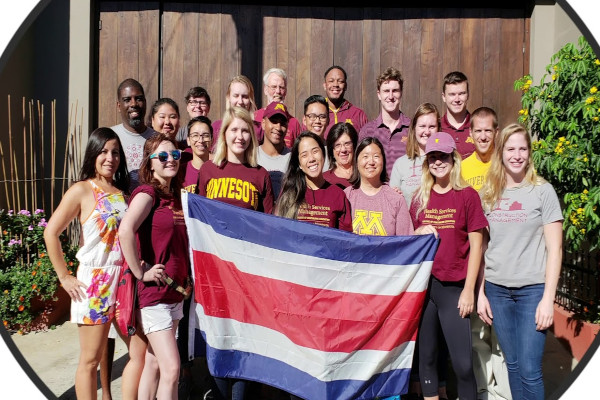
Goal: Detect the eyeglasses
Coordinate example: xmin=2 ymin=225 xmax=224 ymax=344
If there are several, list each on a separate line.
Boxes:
xmin=189 ymin=132 xmax=212 ymax=142
xmin=149 ymin=150 xmax=182 ymax=162
xmin=334 ymin=141 xmax=353 ymax=151
xmin=267 ymin=85 xmax=286 ymax=92
xmin=188 ymin=100 xmax=209 ymax=107
xmin=305 ymin=113 xmax=328 ymax=121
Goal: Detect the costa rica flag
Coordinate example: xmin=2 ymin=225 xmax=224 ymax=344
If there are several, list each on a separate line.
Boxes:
xmin=182 ymin=191 xmax=437 ymax=400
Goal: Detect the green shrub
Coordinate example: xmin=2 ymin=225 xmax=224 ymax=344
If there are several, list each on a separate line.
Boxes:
xmin=515 ymin=36 xmax=600 ymax=252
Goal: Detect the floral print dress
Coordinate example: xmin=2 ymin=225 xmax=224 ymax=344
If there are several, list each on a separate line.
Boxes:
xmin=70 ymin=180 xmax=127 ymax=325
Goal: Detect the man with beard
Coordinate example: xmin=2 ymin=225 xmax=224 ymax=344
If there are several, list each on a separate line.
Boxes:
xmin=101 ymin=79 xmax=155 ymax=400
xmin=321 ymin=65 xmax=368 ymax=138
xmin=111 ymin=78 xmax=156 ymax=190
xmin=254 ymin=68 xmax=302 ymax=148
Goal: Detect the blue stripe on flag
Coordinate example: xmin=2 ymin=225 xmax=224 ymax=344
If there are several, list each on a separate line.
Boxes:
xmin=186 ymin=192 xmax=438 ymax=265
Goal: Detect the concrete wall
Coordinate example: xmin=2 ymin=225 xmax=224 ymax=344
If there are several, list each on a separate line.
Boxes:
xmin=530 ymin=2 xmax=585 ymax=84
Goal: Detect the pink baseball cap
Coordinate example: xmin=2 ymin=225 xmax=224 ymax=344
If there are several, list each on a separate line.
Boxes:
xmin=425 ymin=131 xmax=456 ymax=154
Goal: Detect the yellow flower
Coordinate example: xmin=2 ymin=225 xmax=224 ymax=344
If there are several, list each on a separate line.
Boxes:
xmin=591 ymin=87 xmax=598 ymax=94
xmin=552 ymin=74 xmax=557 ymax=81
xmin=559 ymin=137 xmax=566 ymax=142
xmin=519 ymin=109 xmax=525 ymax=115
xmin=596 ymin=59 xmax=600 ymax=65
xmin=586 ymin=96 xmax=595 ymax=104
xmin=581 ymin=228 xmax=586 ymax=234
xmin=3 ymin=290 xmax=8 ymax=294
xmin=594 ymin=117 xmax=599 ymax=122
xmin=526 ymin=79 xmax=532 ymax=85
xmin=583 ymin=156 xmax=589 ymax=162
xmin=583 ymin=189 xmax=589 ymax=194
xmin=553 ymin=65 xmax=558 ymax=71
xmin=577 ymin=208 xmax=584 ymax=215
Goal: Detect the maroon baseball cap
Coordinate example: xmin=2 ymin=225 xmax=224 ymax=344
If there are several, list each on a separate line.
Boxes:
xmin=264 ymin=101 xmax=291 ymax=121
xmin=425 ymin=131 xmax=456 ymax=154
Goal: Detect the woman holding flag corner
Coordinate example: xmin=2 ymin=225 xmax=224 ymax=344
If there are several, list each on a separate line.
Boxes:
xmin=119 ymin=133 xmax=190 ymax=400
xmin=409 ymin=131 xmax=487 ymax=400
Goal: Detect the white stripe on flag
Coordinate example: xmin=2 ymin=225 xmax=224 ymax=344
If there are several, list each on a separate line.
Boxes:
xmin=187 ymin=217 xmax=432 ymax=295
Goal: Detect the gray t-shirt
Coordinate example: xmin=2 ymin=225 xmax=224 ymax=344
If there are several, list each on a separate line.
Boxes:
xmin=257 ymin=146 xmax=291 ymax=199
xmin=484 ymin=182 xmax=563 ymax=287
xmin=111 ymin=123 xmax=156 ymax=190
xmin=389 ymin=154 xmax=424 ymax=207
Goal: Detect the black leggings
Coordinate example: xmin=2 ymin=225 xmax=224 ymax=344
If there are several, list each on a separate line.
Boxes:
xmin=418 ymin=276 xmax=477 ymax=399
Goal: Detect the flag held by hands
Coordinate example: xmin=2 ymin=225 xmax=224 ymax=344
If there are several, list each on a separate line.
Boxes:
xmin=182 ymin=191 xmax=437 ymax=400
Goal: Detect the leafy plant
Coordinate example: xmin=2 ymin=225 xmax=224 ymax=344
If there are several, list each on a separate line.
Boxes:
xmin=515 ymin=36 xmax=600 ymax=252
xmin=0 ymin=209 xmax=78 ymax=332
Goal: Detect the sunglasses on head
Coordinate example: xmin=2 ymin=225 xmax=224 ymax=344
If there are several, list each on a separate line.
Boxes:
xmin=149 ymin=149 xmax=182 ymax=162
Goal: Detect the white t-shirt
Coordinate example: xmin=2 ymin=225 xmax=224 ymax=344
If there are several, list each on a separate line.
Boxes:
xmin=257 ymin=146 xmax=291 ymax=199
xmin=389 ymin=154 xmax=424 ymax=207
xmin=110 ymin=123 xmax=156 ymax=190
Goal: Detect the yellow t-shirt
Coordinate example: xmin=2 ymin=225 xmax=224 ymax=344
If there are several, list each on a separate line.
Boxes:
xmin=461 ymin=153 xmax=491 ymax=191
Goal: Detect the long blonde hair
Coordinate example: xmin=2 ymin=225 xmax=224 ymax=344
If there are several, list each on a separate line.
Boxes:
xmin=412 ymin=150 xmax=469 ymax=217
xmin=406 ymin=103 xmax=440 ymax=160
xmin=211 ymin=107 xmax=258 ymax=167
xmin=480 ymin=123 xmax=545 ymax=212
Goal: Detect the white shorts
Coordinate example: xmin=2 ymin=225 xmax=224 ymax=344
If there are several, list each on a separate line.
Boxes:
xmin=139 ymin=301 xmax=184 ymax=335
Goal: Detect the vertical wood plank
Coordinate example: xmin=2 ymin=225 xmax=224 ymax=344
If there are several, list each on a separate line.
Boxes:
xmin=98 ymin=7 xmax=119 ymax=127
xmin=381 ymin=9 xmax=405 ymax=72
xmin=198 ymin=4 xmax=222 ymax=122
xmin=138 ymin=6 xmax=160 ymax=119
xmin=334 ymin=8 xmax=364 ymax=110
xmin=362 ymin=8 xmax=382 ymax=120
xmin=482 ymin=15 xmax=501 ymax=112
xmin=498 ymin=15 xmax=527 ymax=128
xmin=261 ymin=6 xmax=278 ymax=109
xmin=420 ymin=12 xmax=445 ymax=117
xmin=309 ymin=8 xmax=334 ymax=96
xmin=402 ymin=9 xmax=423 ymax=118
xmin=459 ymin=9 xmax=484 ymax=111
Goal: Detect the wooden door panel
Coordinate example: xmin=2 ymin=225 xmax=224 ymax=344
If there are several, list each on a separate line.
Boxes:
xmin=97 ymin=3 xmax=529 ymax=134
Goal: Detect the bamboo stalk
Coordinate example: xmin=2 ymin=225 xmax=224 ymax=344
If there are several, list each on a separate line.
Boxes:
xmin=13 ymin=133 xmax=20 ymax=212
xmin=30 ymin=100 xmax=36 ymax=209
xmin=0 ymin=137 xmax=8 ymax=207
xmin=39 ymin=100 xmax=45 ymax=212
xmin=51 ymin=100 xmax=55 ymax=212
xmin=8 ymin=95 xmax=15 ymax=210
xmin=63 ymin=102 xmax=73 ymax=196
xmin=23 ymin=97 xmax=28 ymax=211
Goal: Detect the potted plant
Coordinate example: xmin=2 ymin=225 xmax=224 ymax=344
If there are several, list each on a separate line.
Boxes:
xmin=0 ymin=208 xmax=78 ymax=334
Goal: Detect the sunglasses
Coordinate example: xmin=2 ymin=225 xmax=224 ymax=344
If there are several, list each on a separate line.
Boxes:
xmin=149 ymin=150 xmax=182 ymax=162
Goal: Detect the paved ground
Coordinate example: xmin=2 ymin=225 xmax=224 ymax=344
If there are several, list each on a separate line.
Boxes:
xmin=9 ymin=314 xmax=579 ymax=400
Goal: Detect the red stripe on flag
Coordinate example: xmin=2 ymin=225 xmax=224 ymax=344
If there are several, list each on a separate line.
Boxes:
xmin=193 ymin=250 xmax=426 ymax=353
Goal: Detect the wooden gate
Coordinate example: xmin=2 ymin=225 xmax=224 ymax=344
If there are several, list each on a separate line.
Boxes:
xmin=97 ymin=2 xmax=530 ymax=130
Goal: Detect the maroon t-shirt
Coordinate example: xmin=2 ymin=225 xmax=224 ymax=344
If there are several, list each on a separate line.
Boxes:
xmin=132 ymin=185 xmax=190 ymax=308
xmin=410 ymin=187 xmax=487 ymax=282
xmin=323 ymin=169 xmax=351 ymax=189
xmin=296 ymin=181 xmax=353 ymax=232
xmin=441 ymin=112 xmax=475 ymax=159
xmin=198 ymin=160 xmax=274 ymax=214
xmin=323 ymin=99 xmax=368 ymax=139
xmin=183 ymin=161 xmax=200 ymax=194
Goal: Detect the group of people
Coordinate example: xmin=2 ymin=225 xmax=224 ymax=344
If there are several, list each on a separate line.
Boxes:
xmin=42 ymin=65 xmax=563 ymax=400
